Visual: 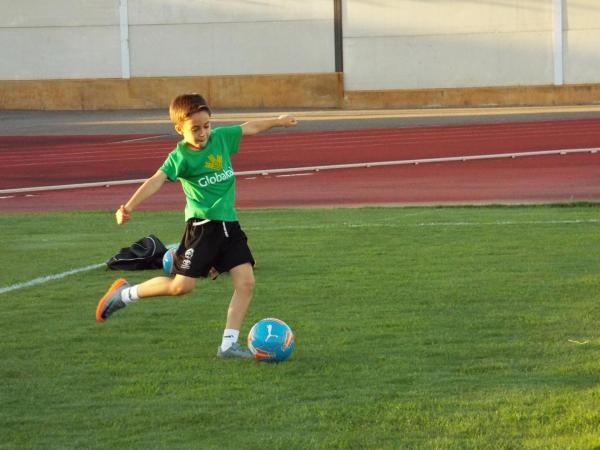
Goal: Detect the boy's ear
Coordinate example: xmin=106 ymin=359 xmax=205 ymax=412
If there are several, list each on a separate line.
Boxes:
xmin=174 ymin=124 xmax=183 ymax=135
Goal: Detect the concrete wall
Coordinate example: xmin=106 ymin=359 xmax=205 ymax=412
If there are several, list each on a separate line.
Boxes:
xmin=1 ymin=0 xmax=600 ymax=109
xmin=343 ymin=0 xmax=600 ymax=91
xmin=0 ymin=1 xmax=121 ymax=79
xmin=564 ymin=0 xmax=600 ymax=84
xmin=0 ymin=0 xmax=335 ymax=80
xmin=128 ymin=0 xmax=335 ymax=77
xmin=344 ymin=0 xmax=550 ymax=90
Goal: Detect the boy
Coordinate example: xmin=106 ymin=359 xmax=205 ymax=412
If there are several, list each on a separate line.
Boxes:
xmin=96 ymin=94 xmax=298 ymax=359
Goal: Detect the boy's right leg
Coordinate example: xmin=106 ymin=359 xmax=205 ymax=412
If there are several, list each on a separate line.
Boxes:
xmin=96 ymin=275 xmax=197 ymax=321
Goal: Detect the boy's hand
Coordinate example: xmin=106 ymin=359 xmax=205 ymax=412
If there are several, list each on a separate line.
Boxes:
xmin=278 ymin=115 xmax=298 ymax=127
xmin=241 ymin=115 xmax=298 ymax=136
xmin=116 ymin=205 xmax=131 ymax=224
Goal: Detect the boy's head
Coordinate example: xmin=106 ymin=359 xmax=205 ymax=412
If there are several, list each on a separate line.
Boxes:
xmin=169 ymin=94 xmax=212 ymax=149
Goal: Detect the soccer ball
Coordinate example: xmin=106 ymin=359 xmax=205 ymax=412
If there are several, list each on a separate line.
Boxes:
xmin=162 ymin=244 xmax=178 ymax=274
xmin=247 ymin=318 xmax=295 ymax=362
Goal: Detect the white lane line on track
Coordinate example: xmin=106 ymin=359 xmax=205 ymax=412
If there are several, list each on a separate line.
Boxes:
xmin=3 ymin=132 xmax=598 ymax=167
xmin=110 ymin=134 xmax=171 ymax=144
xmin=2 ymin=219 xmax=597 ymax=295
xmin=0 ymin=263 xmax=105 ymax=295
xmin=275 ymin=173 xmax=314 ymax=178
xmin=64 ymin=105 xmax=600 ymax=123
xmin=6 ymin=120 xmax=600 ymax=156
xmin=8 ymin=123 xmax=599 ymax=155
xmin=1 ymin=146 xmax=598 ymax=195
xmin=4 ymin=125 xmax=600 ymax=165
xmin=0 ymin=154 xmax=173 ymax=169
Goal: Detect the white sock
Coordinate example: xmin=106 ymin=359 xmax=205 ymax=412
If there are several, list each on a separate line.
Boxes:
xmin=220 ymin=329 xmax=239 ymax=351
xmin=121 ymin=285 xmax=139 ymax=304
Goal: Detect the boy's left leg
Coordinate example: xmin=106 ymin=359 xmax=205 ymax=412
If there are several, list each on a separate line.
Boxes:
xmin=217 ymin=263 xmax=255 ymax=358
xmin=226 ymin=262 xmax=255 ymax=330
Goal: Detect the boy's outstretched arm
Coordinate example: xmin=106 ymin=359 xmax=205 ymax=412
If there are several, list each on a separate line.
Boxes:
xmin=116 ymin=170 xmax=167 ymax=224
xmin=241 ymin=115 xmax=298 ymax=136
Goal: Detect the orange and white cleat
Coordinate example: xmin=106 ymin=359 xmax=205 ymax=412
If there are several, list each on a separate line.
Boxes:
xmin=96 ymin=278 xmax=129 ymax=322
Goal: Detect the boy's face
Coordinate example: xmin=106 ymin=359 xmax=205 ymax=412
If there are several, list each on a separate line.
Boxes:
xmin=175 ymin=110 xmax=211 ymax=149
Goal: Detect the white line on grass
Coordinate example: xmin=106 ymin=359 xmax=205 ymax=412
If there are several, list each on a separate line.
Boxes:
xmin=414 ymin=219 xmax=600 ymax=227
xmin=0 ymin=263 xmax=105 ymax=295
xmin=244 ymin=218 xmax=600 ymax=232
xmin=2 ymin=219 xmax=598 ymax=295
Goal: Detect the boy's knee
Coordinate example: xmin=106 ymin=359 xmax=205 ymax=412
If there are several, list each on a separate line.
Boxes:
xmin=236 ymin=276 xmax=255 ymax=294
xmin=169 ymin=282 xmax=194 ymax=296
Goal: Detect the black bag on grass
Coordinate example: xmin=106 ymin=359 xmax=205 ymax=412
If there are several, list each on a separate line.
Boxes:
xmin=106 ymin=234 xmax=167 ymax=271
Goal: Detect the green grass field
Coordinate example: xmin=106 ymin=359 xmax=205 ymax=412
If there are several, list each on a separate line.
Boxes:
xmin=1 ymin=205 xmax=600 ymax=449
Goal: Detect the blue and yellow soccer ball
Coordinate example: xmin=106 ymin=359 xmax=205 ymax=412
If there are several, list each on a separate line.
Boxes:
xmin=162 ymin=244 xmax=178 ymax=274
xmin=247 ymin=318 xmax=295 ymax=362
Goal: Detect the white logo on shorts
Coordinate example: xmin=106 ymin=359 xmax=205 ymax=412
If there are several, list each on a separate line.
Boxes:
xmin=181 ymin=248 xmax=194 ymax=270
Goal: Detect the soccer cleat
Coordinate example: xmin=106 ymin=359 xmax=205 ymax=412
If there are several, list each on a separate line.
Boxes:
xmin=216 ymin=342 xmax=253 ymax=359
xmin=96 ymin=278 xmax=129 ymax=322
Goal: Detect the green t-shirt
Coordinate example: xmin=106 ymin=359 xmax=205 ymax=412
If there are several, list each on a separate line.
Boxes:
xmin=160 ymin=125 xmax=242 ymax=221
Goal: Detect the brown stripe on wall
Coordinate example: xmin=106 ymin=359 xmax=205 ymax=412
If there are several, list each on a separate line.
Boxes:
xmin=0 ymin=73 xmax=343 ymax=110
xmin=1 ymin=74 xmax=599 ymax=110
xmin=344 ymin=84 xmax=600 ymax=110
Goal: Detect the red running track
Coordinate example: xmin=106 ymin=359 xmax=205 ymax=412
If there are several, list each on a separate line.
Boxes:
xmin=1 ymin=118 xmax=599 ymax=212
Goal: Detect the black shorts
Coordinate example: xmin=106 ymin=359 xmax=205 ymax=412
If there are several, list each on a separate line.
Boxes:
xmin=172 ymin=219 xmax=255 ymax=278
